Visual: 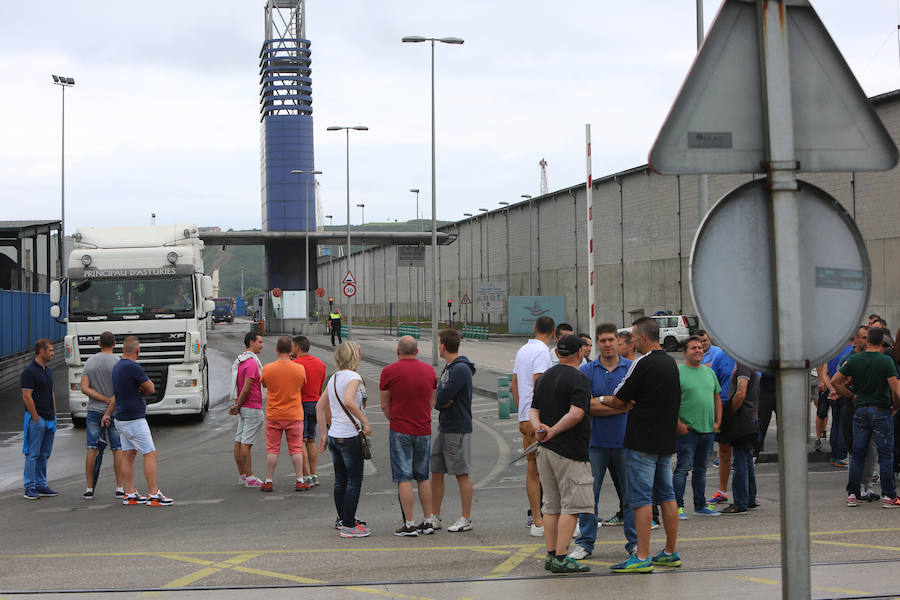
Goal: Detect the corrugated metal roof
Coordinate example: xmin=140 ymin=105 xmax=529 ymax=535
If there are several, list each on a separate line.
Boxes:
xmin=0 ymin=220 xmax=61 ymax=231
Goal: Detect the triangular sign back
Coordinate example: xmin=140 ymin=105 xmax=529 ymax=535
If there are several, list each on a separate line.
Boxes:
xmin=649 ymin=0 xmax=898 ymax=174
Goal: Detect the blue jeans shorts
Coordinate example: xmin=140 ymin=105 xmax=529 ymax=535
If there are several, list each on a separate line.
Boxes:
xmin=389 ymin=430 xmax=431 ymax=482
xmin=624 ymin=448 xmax=676 ymax=509
xmin=86 ymin=410 xmax=122 ymax=450
xmin=302 ymin=403 xmax=318 ymax=441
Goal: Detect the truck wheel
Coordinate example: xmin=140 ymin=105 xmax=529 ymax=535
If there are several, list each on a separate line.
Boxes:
xmin=193 ymin=363 xmax=210 ymax=423
xmin=663 ymin=336 xmax=679 ymax=352
xmin=73 ymin=416 xmax=86 ymax=429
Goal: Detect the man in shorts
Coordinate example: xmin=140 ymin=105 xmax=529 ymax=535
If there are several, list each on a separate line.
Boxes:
xmin=259 ymin=336 xmax=307 ymax=492
xmin=229 ymin=332 xmax=265 ymax=487
xmin=380 ymin=336 xmax=438 ymax=536
xmin=293 ymin=335 xmax=326 ymax=487
xmin=604 ymin=317 xmax=681 ymax=573
xmin=511 ymin=315 xmax=554 ymax=536
xmin=431 ymin=329 xmax=476 ymax=533
xmin=80 ymin=331 xmax=125 ymax=499
xmin=106 ymin=336 xmax=173 ymax=506
xmin=530 ymin=334 xmax=593 ymax=573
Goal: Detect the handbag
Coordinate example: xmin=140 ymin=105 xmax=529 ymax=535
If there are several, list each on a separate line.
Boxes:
xmin=333 ymin=376 xmax=372 ymax=460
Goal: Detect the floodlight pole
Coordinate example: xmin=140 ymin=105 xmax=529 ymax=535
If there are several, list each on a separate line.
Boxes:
xmin=52 ymin=75 xmax=75 ymax=277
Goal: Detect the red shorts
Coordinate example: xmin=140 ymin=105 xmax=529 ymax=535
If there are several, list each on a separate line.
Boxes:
xmin=265 ymin=419 xmax=304 ymax=455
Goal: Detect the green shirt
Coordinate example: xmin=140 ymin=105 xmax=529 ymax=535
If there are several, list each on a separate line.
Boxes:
xmin=838 ymin=350 xmax=897 ymax=409
xmin=677 ymin=363 xmax=721 ymax=433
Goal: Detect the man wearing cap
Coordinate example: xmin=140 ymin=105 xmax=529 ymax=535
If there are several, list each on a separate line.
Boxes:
xmin=530 ymin=334 xmax=593 ymax=573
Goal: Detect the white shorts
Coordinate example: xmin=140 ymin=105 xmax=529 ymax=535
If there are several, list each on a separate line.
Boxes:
xmin=115 ymin=418 xmax=156 ymax=454
xmin=235 ymin=407 xmax=265 ymax=445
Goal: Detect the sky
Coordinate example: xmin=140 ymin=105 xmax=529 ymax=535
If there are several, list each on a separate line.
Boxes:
xmin=2 ymin=1 xmax=899 ymax=235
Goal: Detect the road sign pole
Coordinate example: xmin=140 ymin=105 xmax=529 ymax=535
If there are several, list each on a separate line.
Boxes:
xmin=758 ymin=2 xmax=810 ymax=597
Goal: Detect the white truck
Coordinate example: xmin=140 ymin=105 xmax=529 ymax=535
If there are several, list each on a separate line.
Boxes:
xmin=50 ymin=223 xmax=215 ymax=426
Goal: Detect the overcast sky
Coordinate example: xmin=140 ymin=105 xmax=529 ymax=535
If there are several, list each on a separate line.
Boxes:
xmin=2 ymin=1 xmax=898 ymax=234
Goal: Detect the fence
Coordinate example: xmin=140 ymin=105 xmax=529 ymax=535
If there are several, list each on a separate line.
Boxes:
xmin=0 ymin=290 xmax=66 ymax=360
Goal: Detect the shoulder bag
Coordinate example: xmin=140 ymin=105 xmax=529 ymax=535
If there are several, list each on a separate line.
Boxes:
xmin=333 ymin=376 xmax=372 ymax=460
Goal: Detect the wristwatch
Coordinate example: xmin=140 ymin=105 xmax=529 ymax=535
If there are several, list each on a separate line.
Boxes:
xmin=598 ymin=396 xmax=605 ymax=404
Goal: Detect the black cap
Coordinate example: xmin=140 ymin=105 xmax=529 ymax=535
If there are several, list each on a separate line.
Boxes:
xmin=556 ymin=334 xmax=584 ymax=357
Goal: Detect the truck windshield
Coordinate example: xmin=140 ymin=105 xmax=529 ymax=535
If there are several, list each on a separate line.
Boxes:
xmin=68 ymin=276 xmax=195 ymax=320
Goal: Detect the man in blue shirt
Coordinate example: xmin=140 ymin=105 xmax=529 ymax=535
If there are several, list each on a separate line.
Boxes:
xmin=568 ymin=323 xmax=636 ymax=560
xmin=21 ymin=339 xmax=58 ymax=500
xmin=697 ymin=330 xmax=737 ymax=504
xmin=819 ymin=333 xmax=858 ymax=465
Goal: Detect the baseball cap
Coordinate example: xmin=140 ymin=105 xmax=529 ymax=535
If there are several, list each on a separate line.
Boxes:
xmin=556 ymin=334 xmax=584 ymax=357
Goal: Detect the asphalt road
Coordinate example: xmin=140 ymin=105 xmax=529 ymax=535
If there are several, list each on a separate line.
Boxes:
xmin=0 ymin=323 xmax=898 ymax=599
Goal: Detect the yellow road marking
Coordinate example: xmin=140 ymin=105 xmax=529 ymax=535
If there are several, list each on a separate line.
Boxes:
xmin=154 ymin=553 xmax=215 ymax=566
xmin=814 ymin=587 xmax=869 ymax=595
xmin=161 ymin=566 xmax=222 ymax=589
xmin=811 ymin=539 xmax=900 ymax=552
xmin=486 ymin=545 xmax=541 ymax=578
xmin=159 ymin=552 xmax=260 ymax=589
xmin=232 ymin=566 xmax=435 ymax=599
xmin=733 ymin=576 xmax=779 ymax=585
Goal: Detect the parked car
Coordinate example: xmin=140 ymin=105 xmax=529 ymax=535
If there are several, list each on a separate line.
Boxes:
xmin=619 ymin=313 xmax=699 ymax=351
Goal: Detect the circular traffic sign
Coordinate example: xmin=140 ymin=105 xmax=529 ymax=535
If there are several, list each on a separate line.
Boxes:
xmin=315 ymin=287 xmax=326 ymax=298
xmin=343 ymin=283 xmax=356 ymax=298
xmin=691 ymin=179 xmax=870 ymax=371
xmin=272 ymin=287 xmax=282 ymax=298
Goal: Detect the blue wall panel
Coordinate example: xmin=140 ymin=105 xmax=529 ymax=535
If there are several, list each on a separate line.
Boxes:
xmin=0 ymin=291 xmax=66 ymax=359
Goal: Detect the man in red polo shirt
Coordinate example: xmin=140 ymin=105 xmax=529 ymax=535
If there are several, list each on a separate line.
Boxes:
xmin=292 ymin=335 xmax=326 ymax=488
xmin=380 ymin=336 xmax=438 ymax=536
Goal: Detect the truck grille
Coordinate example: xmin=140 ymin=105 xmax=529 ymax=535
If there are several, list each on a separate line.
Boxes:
xmin=141 ymin=365 xmax=169 ymax=404
xmin=77 ymin=332 xmax=186 ymax=363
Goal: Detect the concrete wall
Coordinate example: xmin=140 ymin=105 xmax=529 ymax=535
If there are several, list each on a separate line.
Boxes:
xmin=318 ymin=94 xmax=900 ymax=334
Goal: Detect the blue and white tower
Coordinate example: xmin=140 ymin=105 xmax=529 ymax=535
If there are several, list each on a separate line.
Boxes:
xmin=260 ymin=0 xmax=316 ymax=291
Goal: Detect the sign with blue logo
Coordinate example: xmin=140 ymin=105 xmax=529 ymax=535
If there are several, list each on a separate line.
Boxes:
xmin=507 ymin=296 xmax=566 ymax=334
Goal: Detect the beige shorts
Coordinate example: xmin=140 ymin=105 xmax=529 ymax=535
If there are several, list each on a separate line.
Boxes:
xmin=536 ymin=446 xmax=594 ymax=515
xmin=519 ymin=421 xmax=537 ymax=462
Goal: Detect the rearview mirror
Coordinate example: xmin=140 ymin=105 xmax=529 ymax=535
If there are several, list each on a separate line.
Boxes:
xmin=202 ymin=299 xmax=215 ymax=314
xmin=49 ymin=280 xmax=61 ymax=304
xmin=201 ymin=275 xmax=213 ymax=299
xmin=50 ymin=305 xmax=61 ymax=319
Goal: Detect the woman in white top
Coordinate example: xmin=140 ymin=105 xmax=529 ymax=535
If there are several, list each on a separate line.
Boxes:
xmin=317 ymin=341 xmax=372 ymax=538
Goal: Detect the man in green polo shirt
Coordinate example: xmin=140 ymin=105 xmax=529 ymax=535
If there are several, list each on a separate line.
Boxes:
xmin=831 ymin=327 xmax=900 ymax=508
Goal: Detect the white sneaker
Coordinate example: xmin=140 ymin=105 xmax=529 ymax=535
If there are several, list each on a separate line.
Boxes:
xmin=529 ymin=524 xmax=544 ymax=537
xmin=447 ymin=517 xmax=473 ymax=532
xmin=430 ymin=515 xmax=442 ymax=530
xmin=572 ymin=524 xmax=581 ymax=538
xmin=568 ymin=545 xmax=591 ymax=560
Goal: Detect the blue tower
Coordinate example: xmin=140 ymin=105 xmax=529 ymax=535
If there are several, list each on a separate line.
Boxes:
xmin=260 ymin=0 xmax=316 ymax=291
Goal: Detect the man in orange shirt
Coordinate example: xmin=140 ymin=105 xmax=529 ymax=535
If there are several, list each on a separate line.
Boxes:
xmin=292 ymin=335 xmax=327 ymax=488
xmin=259 ymin=336 xmax=307 ymax=492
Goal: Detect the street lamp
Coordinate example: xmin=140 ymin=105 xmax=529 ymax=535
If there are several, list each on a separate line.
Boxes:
xmin=522 ymin=194 xmax=534 ymax=295
xmin=499 ymin=202 xmax=510 ymax=303
xmin=326 ymin=125 xmax=368 ymax=339
xmin=290 ymin=168 xmax=323 ymax=319
xmin=410 ymin=188 xmax=420 ymax=231
xmin=356 ymin=203 xmax=365 ymax=225
xmin=325 ymin=215 xmax=334 ymax=302
xmin=52 ymin=74 xmax=74 ymax=276
xmin=402 ymin=34 xmax=464 ymax=365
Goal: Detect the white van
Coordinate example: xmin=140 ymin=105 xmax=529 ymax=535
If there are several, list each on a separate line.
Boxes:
xmin=618 ymin=314 xmax=699 ymax=352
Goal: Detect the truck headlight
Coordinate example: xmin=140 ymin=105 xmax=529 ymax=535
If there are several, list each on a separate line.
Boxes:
xmin=174 ymin=378 xmax=197 ymax=388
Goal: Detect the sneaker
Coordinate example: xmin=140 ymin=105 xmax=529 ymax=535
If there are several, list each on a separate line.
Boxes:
xmin=601 ymin=514 xmax=623 ymax=526
xmin=652 ymin=549 xmax=682 ymax=567
xmin=611 ymin=554 xmax=653 ymax=573
xmin=846 ymin=493 xmax=858 ymax=507
xmin=123 ymin=491 xmax=148 ymax=505
xmin=720 ymin=503 xmax=748 ymax=515
xmin=526 ymin=509 xmax=534 ymax=527
xmin=749 ymin=498 xmax=760 ymax=509
xmin=260 ymin=481 xmax=273 ymax=492
xmin=24 ymin=489 xmax=39 ymax=500
xmin=335 ymin=517 xmax=342 ymax=530
xmin=860 ymin=489 xmax=881 ymax=502
xmin=115 ymin=488 xmax=126 ymax=499
xmin=244 ymin=476 xmax=263 ymax=488
xmin=694 ymin=505 xmax=722 ymax=517
xmin=882 ymin=496 xmax=900 ymax=509
xmin=311 ymin=474 xmax=320 ymax=486
xmin=550 ymin=555 xmax=590 ymax=573
xmin=146 ymin=490 xmax=173 ymax=506
xmin=36 ymin=487 xmax=58 ymax=497
xmin=650 ymin=519 xmax=660 ymax=530
xmin=708 ymin=490 xmax=729 ymax=504
xmin=447 ymin=517 xmax=473 ymax=532
xmin=417 ymin=520 xmax=436 ymax=535
xmin=677 ymin=507 xmax=687 ymax=520
xmin=814 ymin=437 xmax=824 ymax=452
xmin=530 ymin=524 xmax=544 ymax=537
xmin=83 ymin=489 xmax=94 ymax=499
xmin=431 ymin=515 xmax=442 ymax=530
xmin=395 ymin=523 xmax=419 ymax=537
xmin=295 ymin=480 xmax=311 ymax=491
xmin=872 ymin=471 xmax=880 ymax=483
xmin=572 ymin=524 xmax=581 ymax=538
xmin=339 ymin=524 xmax=372 ymax=538
xmin=568 ymin=545 xmax=591 ymax=560
xmin=544 ymin=553 xmax=554 ymax=571
xmin=239 ymin=474 xmax=248 ymax=485
xmin=712 ymin=457 xmax=720 ymax=468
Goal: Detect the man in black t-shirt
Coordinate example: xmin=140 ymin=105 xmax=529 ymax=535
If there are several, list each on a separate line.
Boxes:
xmin=604 ymin=317 xmax=681 ymax=573
xmin=530 ymin=335 xmax=592 ymax=574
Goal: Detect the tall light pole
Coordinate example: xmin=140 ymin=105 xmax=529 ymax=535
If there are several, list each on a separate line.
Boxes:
xmin=410 ymin=188 xmax=420 ymax=230
xmin=463 ymin=213 xmax=474 ymax=327
xmin=290 ymin=168 xmax=323 ymax=319
xmin=356 ymin=202 xmax=366 ymax=319
xmin=52 ymin=74 xmax=74 ymax=276
xmin=402 ymin=34 xmax=463 ymax=365
xmin=521 ymin=194 xmax=533 ymax=295
xmin=499 ymin=202 xmax=510 ymax=308
xmin=409 ymin=188 xmax=421 ymax=322
xmin=327 ymin=125 xmax=368 ymax=339
xmin=326 ymin=214 xmax=334 ymax=300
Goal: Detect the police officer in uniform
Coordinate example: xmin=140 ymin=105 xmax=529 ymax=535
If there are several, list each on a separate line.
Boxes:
xmin=329 ymin=306 xmax=343 ymax=346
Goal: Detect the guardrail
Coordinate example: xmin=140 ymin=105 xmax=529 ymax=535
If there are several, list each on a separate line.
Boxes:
xmin=462 ymin=325 xmax=489 ymax=341
xmin=398 ymin=324 xmax=421 ymax=339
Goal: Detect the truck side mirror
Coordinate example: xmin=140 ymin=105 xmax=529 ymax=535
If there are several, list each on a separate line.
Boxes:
xmin=50 ymin=280 xmax=61 ymax=304
xmin=201 ymin=275 xmax=213 ymax=298
xmin=202 ymin=299 xmax=215 ymax=314
xmin=50 ymin=305 xmax=61 ymax=319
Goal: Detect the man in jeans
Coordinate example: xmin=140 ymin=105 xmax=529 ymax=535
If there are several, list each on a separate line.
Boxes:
xmin=21 ymin=339 xmax=58 ymax=500
xmin=674 ymin=336 xmax=721 ymax=519
xmin=832 ymin=326 xmax=900 ymax=507
xmin=719 ymin=363 xmax=759 ymax=514
xmin=604 ymin=317 xmax=682 ymax=573
xmin=380 ymin=336 xmax=438 ymax=536
xmin=569 ymin=323 xmax=635 ymax=560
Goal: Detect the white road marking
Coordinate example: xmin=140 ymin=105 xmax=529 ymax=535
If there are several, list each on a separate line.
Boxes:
xmin=472 ymin=416 xmax=511 ymax=490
